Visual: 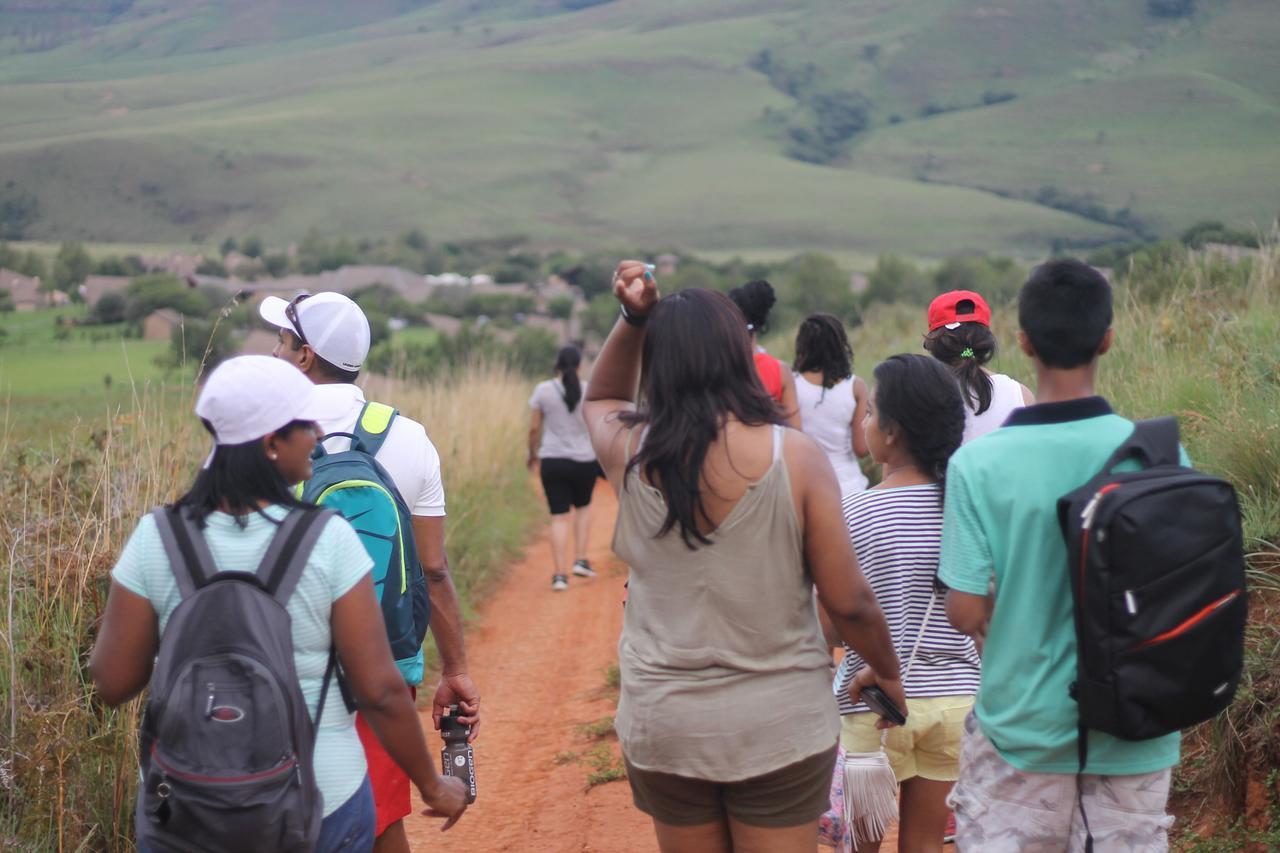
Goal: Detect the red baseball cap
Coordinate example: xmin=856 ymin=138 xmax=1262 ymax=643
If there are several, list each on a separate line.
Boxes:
xmin=928 ymin=290 xmax=992 ymax=331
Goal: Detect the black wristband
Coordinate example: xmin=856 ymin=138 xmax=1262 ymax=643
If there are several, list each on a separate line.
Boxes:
xmin=620 ymin=303 xmax=648 ymax=328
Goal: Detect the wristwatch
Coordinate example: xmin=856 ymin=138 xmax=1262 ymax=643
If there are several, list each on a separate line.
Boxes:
xmin=620 ymin=303 xmax=648 ymax=328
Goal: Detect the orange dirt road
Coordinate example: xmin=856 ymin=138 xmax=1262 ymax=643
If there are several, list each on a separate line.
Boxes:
xmin=405 ymin=480 xmax=902 ymax=852
xmin=405 ymin=481 xmax=656 ymax=852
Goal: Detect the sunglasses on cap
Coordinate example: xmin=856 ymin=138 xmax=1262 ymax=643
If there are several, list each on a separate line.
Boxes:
xmin=284 ymin=294 xmax=311 ymax=347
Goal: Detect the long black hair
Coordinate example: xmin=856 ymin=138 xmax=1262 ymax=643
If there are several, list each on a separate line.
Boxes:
xmin=794 ymin=313 xmax=853 ymax=390
xmin=727 ymin=279 xmax=776 ymax=334
xmin=555 ymin=344 xmax=583 ymax=412
xmin=923 ymin=321 xmax=999 ymax=415
xmin=871 ymin=354 xmax=965 ymax=500
xmin=176 ymin=419 xmax=313 ymax=528
xmin=620 ymin=289 xmax=784 ymax=549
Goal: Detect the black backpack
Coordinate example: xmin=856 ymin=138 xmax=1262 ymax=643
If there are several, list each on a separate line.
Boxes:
xmin=137 ymin=505 xmax=340 ymax=853
xmin=1057 ymin=417 xmax=1248 ymax=745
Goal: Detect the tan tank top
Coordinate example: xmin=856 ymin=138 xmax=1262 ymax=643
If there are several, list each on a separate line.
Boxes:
xmin=612 ymin=424 xmax=839 ymax=781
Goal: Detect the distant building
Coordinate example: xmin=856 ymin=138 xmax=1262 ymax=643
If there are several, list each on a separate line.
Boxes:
xmin=656 ymin=253 xmax=679 ymax=276
xmin=143 ymin=309 xmax=183 ymax=341
xmin=1 ymin=269 xmax=45 ymax=311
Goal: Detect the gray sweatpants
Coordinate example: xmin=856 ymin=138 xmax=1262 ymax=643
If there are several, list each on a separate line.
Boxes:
xmin=947 ymin=713 xmax=1174 ymax=852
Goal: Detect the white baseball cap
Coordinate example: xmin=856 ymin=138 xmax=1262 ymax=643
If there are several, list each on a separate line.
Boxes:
xmin=259 ymin=291 xmax=371 ymax=372
xmin=195 ymin=356 xmax=344 ymax=446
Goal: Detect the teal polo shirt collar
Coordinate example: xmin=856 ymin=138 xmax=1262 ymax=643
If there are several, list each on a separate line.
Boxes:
xmin=1004 ymin=395 xmax=1112 ymax=427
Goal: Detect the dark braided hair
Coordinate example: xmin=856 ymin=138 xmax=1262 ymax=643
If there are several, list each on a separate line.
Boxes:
xmin=727 ymin=279 xmax=777 ymax=334
xmin=794 ymin=313 xmax=853 ymax=390
xmin=555 ymin=344 xmax=583 ymax=412
xmin=871 ymin=354 xmax=964 ymax=503
xmin=923 ymin=321 xmax=999 ymax=415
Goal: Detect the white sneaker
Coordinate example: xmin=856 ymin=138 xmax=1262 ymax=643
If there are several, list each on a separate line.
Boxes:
xmin=572 ymin=560 xmax=598 ymax=578
xmin=551 ymin=574 xmax=569 ymax=591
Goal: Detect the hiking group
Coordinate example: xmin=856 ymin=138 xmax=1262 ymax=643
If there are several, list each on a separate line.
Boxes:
xmin=88 ymin=256 xmax=1247 ymax=853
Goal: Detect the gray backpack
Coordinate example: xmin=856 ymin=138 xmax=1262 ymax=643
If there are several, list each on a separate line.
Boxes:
xmin=137 ymin=505 xmax=338 ymax=853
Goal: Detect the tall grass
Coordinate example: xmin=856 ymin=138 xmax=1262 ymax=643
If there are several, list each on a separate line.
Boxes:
xmin=0 ymin=364 xmax=539 ymax=851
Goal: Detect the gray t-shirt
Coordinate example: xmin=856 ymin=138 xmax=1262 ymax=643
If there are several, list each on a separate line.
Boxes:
xmin=529 ymin=378 xmax=596 ymax=463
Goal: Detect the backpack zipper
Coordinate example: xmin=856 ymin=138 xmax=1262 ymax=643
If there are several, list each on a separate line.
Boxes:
xmin=152 ymin=745 xmax=296 ymax=784
xmin=1131 ymin=589 xmax=1242 ymax=650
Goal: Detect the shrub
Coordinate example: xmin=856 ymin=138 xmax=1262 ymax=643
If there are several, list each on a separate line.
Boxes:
xmin=0 ymin=286 xmax=13 ymax=313
xmin=548 ymin=295 xmax=575 ymax=320
xmin=123 ymin=274 xmax=207 ymax=324
xmin=89 ymin=291 xmax=127 ymax=324
xmin=864 ymin=254 xmax=932 ymax=306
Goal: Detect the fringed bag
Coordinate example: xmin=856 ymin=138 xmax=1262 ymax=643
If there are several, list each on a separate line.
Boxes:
xmin=824 ymin=592 xmax=939 ymax=850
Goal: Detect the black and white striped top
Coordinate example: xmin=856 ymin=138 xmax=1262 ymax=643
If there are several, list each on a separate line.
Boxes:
xmin=835 ymin=484 xmax=981 ymax=715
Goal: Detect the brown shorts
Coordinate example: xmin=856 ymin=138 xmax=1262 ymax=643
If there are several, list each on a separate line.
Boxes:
xmin=625 ymin=746 xmax=837 ymax=828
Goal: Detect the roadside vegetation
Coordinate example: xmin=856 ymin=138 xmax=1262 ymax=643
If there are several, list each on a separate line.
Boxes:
xmin=1 ymin=240 xmax=1276 ymax=848
xmin=0 ymin=363 xmax=540 ymax=850
xmin=830 ymin=246 xmax=1280 ymax=850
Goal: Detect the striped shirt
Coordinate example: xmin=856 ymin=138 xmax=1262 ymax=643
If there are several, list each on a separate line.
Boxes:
xmin=835 ymin=484 xmax=980 ymax=715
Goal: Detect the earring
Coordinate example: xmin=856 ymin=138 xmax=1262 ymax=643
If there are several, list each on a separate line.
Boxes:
xmin=269 ymin=452 xmax=279 ymax=461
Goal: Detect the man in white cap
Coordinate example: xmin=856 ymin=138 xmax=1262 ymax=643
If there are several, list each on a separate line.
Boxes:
xmin=260 ymin=292 xmax=479 ymax=853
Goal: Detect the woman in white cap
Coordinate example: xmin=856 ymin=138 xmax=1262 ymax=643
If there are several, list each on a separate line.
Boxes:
xmin=90 ymin=355 xmax=467 ymax=852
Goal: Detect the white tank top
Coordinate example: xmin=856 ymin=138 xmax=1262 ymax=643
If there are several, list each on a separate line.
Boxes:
xmin=794 ymin=374 xmax=868 ymax=496
xmin=962 ymin=372 xmax=1026 ymax=444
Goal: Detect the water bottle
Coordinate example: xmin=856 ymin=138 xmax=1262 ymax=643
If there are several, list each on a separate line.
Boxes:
xmin=440 ymin=704 xmax=477 ymax=803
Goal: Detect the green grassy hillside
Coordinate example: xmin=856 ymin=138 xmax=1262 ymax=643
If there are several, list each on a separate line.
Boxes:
xmin=0 ymin=0 xmax=1275 ymax=257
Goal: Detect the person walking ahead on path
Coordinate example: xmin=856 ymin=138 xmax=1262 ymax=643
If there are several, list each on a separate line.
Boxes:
xmin=89 ymin=356 xmax=466 ymax=852
xmin=923 ymin=290 xmax=1033 ymax=445
xmin=260 ymin=292 xmax=479 ymax=853
xmin=728 ymin=278 xmax=801 ymax=427
xmin=792 ymin=313 xmax=870 ymax=499
xmin=826 ymin=354 xmax=980 ymax=853
xmin=941 ymin=261 xmax=1179 ymax=850
xmin=584 ymin=261 xmax=905 ymax=853
xmin=528 ymin=344 xmax=599 ymax=592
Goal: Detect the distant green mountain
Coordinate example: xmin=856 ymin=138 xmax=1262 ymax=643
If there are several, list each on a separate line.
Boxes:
xmin=0 ymin=0 xmax=1275 ymax=258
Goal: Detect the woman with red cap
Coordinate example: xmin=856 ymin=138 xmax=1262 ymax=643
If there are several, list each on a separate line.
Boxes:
xmin=923 ymin=291 xmax=1034 ymax=444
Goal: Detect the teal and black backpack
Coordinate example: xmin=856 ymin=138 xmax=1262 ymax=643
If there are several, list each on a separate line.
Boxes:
xmin=300 ymin=402 xmax=430 ymax=685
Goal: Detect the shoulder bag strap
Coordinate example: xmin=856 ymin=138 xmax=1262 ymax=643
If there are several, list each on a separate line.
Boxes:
xmin=1102 ymin=416 xmax=1180 ymax=473
xmin=258 ymin=508 xmax=335 ymax=606
xmin=352 ymin=401 xmax=398 ymax=458
xmin=152 ymin=506 xmax=218 ymax=598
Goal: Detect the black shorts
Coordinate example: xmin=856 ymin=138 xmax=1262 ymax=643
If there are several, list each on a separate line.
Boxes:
xmin=539 ymin=458 xmax=597 ymax=514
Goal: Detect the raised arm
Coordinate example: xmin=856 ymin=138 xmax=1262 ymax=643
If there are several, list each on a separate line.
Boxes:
xmin=582 ymin=260 xmax=659 ymax=490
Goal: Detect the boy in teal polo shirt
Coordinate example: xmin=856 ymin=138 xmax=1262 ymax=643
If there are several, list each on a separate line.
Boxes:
xmin=940 ymin=259 xmax=1177 ymax=851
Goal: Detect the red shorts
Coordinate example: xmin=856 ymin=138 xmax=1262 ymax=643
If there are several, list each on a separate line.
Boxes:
xmin=355 ymin=685 xmax=417 ymax=837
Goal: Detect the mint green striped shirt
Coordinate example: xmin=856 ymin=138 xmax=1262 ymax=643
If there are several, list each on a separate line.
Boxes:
xmin=112 ymin=506 xmax=373 ymax=817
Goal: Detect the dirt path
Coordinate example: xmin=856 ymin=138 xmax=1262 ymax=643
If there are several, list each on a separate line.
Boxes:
xmin=405 ymin=481 xmax=655 ymax=852
xmin=405 ymin=480 xmax=902 ymax=851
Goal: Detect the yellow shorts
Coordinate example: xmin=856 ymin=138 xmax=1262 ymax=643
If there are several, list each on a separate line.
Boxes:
xmin=840 ymin=695 xmax=974 ymax=783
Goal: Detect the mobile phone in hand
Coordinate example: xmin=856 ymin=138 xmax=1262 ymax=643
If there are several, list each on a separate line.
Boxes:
xmin=861 ymin=685 xmax=907 ymax=726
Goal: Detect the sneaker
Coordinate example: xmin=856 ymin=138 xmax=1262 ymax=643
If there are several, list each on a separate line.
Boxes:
xmin=572 ymin=560 xmax=598 ymax=579
xmin=551 ymin=574 xmax=569 ymax=591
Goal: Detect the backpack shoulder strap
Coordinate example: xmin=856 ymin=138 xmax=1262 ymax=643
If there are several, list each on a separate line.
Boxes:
xmin=151 ymin=506 xmax=218 ymax=599
xmin=352 ymin=401 xmax=398 ymax=457
xmin=256 ymin=507 xmax=336 ymax=606
xmin=1103 ymin=416 xmax=1181 ymax=473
